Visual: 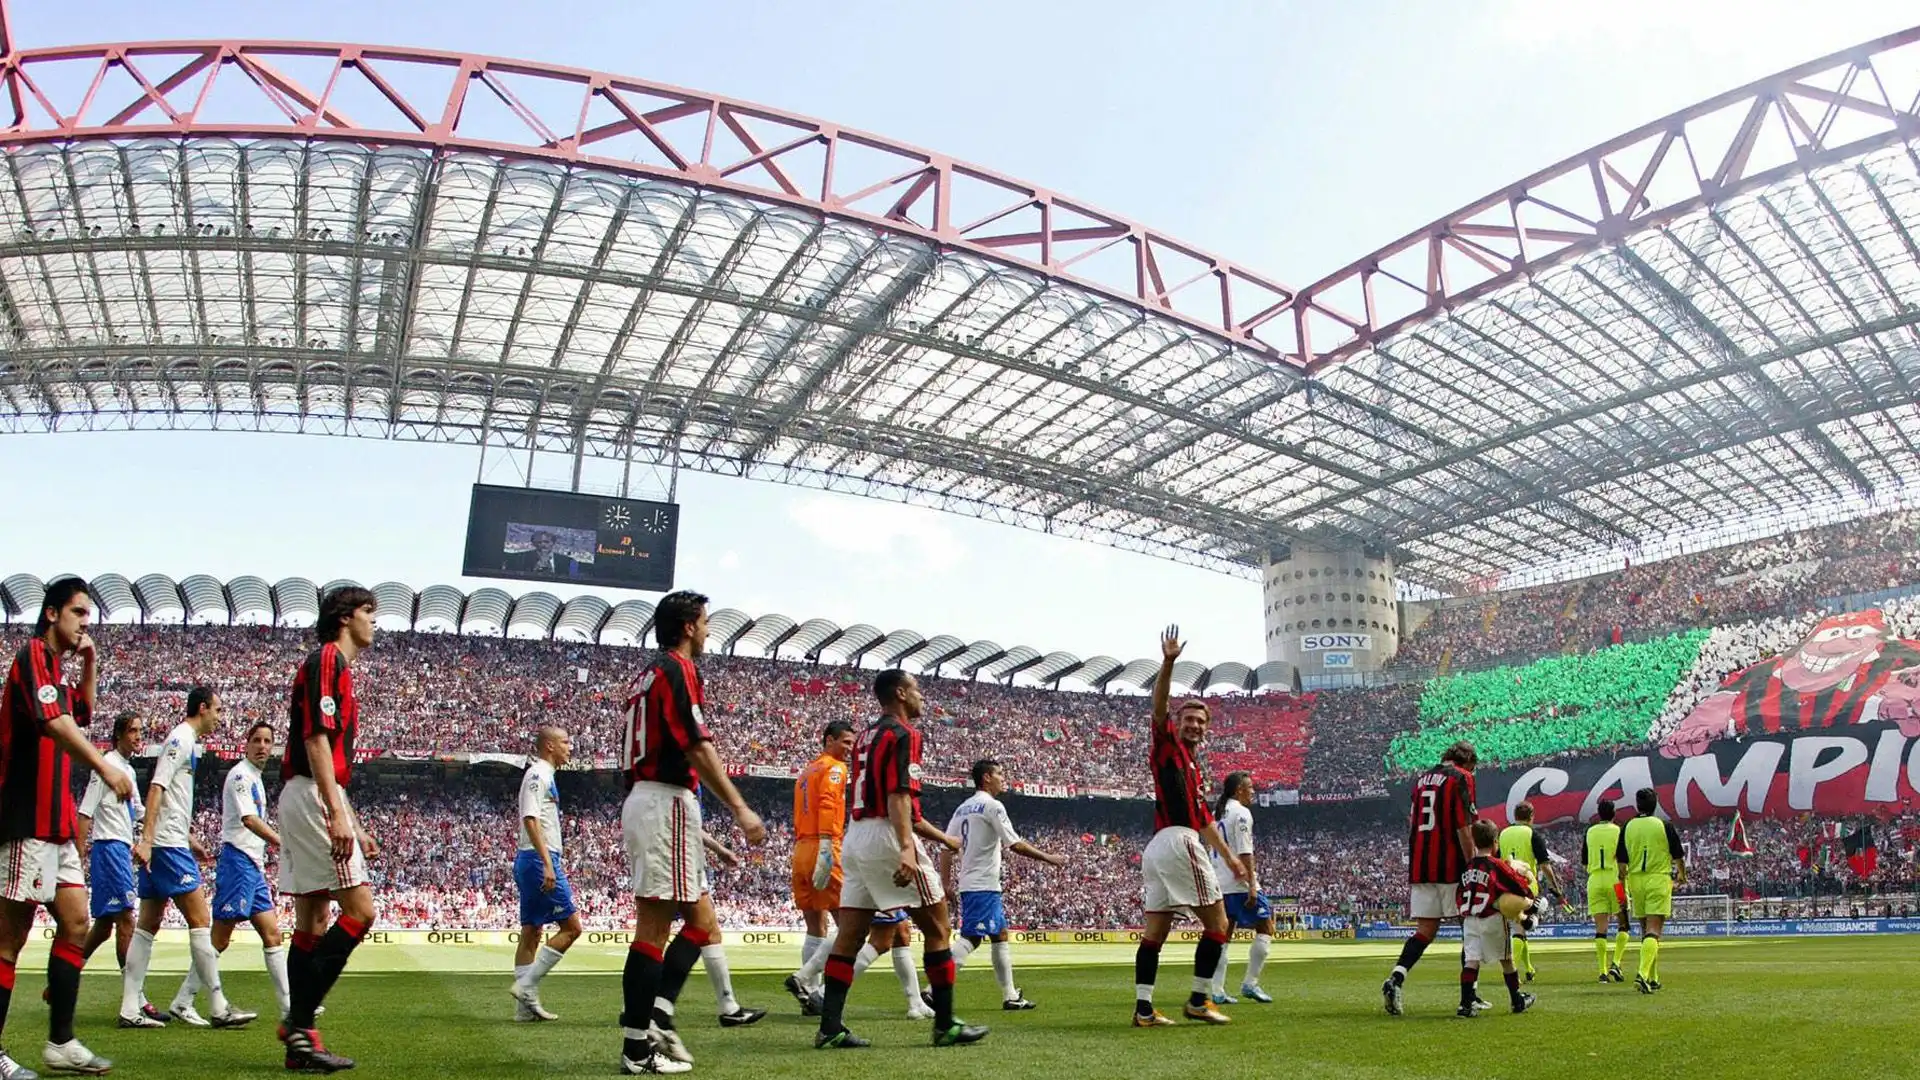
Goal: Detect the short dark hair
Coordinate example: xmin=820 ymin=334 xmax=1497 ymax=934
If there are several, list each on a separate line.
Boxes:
xmin=36 ymin=576 xmax=91 ymax=636
xmin=971 ymin=759 xmax=1001 ymax=789
xmin=532 ymin=530 xmax=556 ymax=543
xmin=1441 ymin=740 xmax=1478 ymax=769
xmin=1214 ymin=769 xmax=1252 ymax=821
xmin=821 ymin=720 xmax=854 ymax=744
xmin=1514 ymin=800 xmax=1535 ymax=823
xmin=873 ymin=668 xmax=911 ymax=707
xmin=246 ymin=721 xmax=275 ymax=742
xmin=185 ymin=686 xmax=216 ymax=718
xmin=1596 ymin=798 xmax=1617 ymax=822
xmin=654 ymin=590 xmax=710 ymax=649
xmin=1635 ymin=787 xmax=1659 ymax=814
xmin=316 ymin=585 xmax=377 ymax=644
xmin=112 ymin=709 xmax=141 ymax=743
xmin=1471 ymin=818 xmax=1498 ymax=850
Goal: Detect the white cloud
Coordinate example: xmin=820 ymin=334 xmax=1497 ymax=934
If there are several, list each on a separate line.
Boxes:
xmin=717 ymin=550 xmax=741 ymax=571
xmin=786 ymin=495 xmax=968 ymax=576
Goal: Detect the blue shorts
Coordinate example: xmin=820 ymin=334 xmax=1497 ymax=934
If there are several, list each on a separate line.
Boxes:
xmin=137 ymin=846 xmax=203 ymax=901
xmin=89 ymin=840 xmax=137 ymax=919
xmin=871 ymin=908 xmax=909 ymax=926
xmin=1224 ymin=891 xmax=1273 ymax=929
xmin=212 ymin=845 xmax=275 ymax=922
xmin=514 ymin=850 xmax=578 ymax=927
xmin=958 ymin=891 xmax=1007 ymax=939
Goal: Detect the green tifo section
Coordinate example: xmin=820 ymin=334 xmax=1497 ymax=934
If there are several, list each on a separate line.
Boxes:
xmin=1386 ymin=629 xmax=1708 ymax=773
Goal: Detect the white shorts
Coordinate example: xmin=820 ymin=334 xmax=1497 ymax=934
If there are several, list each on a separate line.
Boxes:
xmin=0 ymin=837 xmax=84 ymax=905
xmin=838 ymin=818 xmax=943 ymax=912
xmin=1463 ymin=914 xmax=1511 ymax=966
xmin=1141 ymin=827 xmax=1221 ymax=914
xmin=1409 ymin=883 xmax=1459 ymax=920
xmin=624 ymin=782 xmax=707 ymax=903
xmin=277 ymin=776 xmax=370 ymax=896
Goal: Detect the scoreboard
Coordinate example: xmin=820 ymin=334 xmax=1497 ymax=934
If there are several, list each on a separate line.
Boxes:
xmin=462 ymin=484 xmax=678 ymax=592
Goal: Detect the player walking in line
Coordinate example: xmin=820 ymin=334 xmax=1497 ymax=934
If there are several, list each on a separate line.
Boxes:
xmin=1205 ymin=770 xmax=1276 ymax=1006
xmin=813 ymin=669 xmax=983 ymax=1051
xmin=170 ymin=721 xmax=291 ymax=1022
xmin=782 ymin=721 xmax=856 ymax=1014
xmin=0 ymin=576 xmax=134 ymax=1078
xmin=1382 ymin=740 xmax=1478 ymax=1016
xmin=1618 ymin=788 xmax=1686 ymax=994
xmin=1583 ymin=799 xmax=1629 ymax=982
xmin=509 ymin=726 xmax=581 ymax=1023
xmin=1496 ymin=801 xmax=1562 ymax=983
xmin=120 ymin=686 xmax=257 ymax=1030
xmin=1132 ymin=626 xmax=1244 ymax=1029
xmin=277 ymin=585 xmax=383 ymax=1073
xmin=77 ymin=709 xmax=168 ymax=1025
xmin=941 ymin=758 xmax=1066 ymax=1010
xmin=616 ymin=590 xmax=767 ymax=1076
xmin=1457 ymin=820 xmax=1538 ymax=1019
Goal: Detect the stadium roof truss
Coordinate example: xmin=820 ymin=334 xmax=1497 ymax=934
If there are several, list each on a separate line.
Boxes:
xmin=0 ymin=18 xmax=1917 ymax=590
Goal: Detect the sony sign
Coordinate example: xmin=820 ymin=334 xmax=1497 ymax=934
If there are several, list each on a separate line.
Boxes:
xmin=1301 ymin=633 xmax=1373 ymax=652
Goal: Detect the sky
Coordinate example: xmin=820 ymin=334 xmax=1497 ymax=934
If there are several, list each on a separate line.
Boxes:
xmin=0 ymin=0 xmax=1914 ymax=669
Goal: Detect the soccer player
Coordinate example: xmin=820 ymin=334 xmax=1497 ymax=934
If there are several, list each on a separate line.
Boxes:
xmin=941 ymin=758 xmax=1065 ymax=1009
xmin=1382 ymin=739 xmax=1478 ymax=1017
xmin=510 ymin=726 xmax=580 ymax=1023
xmin=77 ymin=709 xmax=166 ymax=1024
xmin=783 ymin=720 xmax=855 ymax=1014
xmin=183 ymin=720 xmax=293 ymax=1022
xmin=1132 ymin=626 xmax=1244 ymax=1028
xmin=121 ymin=686 xmax=256 ymax=1030
xmin=1617 ymin=788 xmax=1686 ymax=993
xmin=1497 ymin=800 xmax=1561 ymax=982
xmin=0 ymin=575 xmax=134 ymax=1077
xmin=277 ymin=585 xmax=383 ymax=1073
xmin=1458 ymin=820 xmax=1538 ymax=1019
xmin=1206 ymin=770 xmax=1276 ymax=1005
xmin=1583 ymin=799 xmax=1629 ymax=982
xmin=813 ymin=668 xmax=983 ymax=1050
xmin=616 ymin=589 xmax=767 ymax=1076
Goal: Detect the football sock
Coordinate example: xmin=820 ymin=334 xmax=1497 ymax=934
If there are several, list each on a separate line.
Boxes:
xmin=1613 ymin=930 xmax=1629 ymax=967
xmin=1246 ymin=933 xmax=1271 ymax=986
xmin=1458 ymin=968 xmax=1477 ymax=1010
xmin=1513 ymin=937 xmax=1530 ymax=974
xmin=284 ymin=931 xmax=318 ymax=1028
xmin=950 ymin=936 xmax=977 ymax=968
xmin=1503 ymin=969 xmax=1522 ymax=1007
xmin=306 ymin=915 xmax=370 ymax=1019
xmin=1190 ymin=931 xmax=1226 ymax=1008
xmin=653 ymin=926 xmax=708 ymax=1030
xmin=513 ymin=963 xmax=532 ymax=990
xmin=701 ymin=944 xmax=738 ymax=1015
xmin=621 ymin=942 xmax=663 ymax=1062
xmin=991 ymin=941 xmax=1017 ymax=1000
xmin=852 ymin=942 xmax=880 ymax=979
xmin=262 ymin=944 xmax=290 ymax=1017
xmin=1133 ymin=939 xmax=1161 ymax=1016
xmin=1639 ymin=935 xmax=1659 ymax=981
xmin=818 ymin=954 xmax=855 ymax=1035
xmin=0 ymin=955 xmax=13 ymax=1039
xmin=1391 ymin=931 xmax=1432 ymax=982
xmin=121 ymin=928 xmax=154 ymax=1017
xmin=530 ymin=944 xmax=565 ymax=987
xmin=1596 ymin=934 xmax=1610 ymax=974
xmin=889 ymin=946 xmax=921 ymax=1007
xmin=174 ymin=965 xmax=200 ymax=1011
xmin=47 ymin=941 xmax=83 ymax=1045
xmin=795 ymin=938 xmax=830 ymax=988
xmin=925 ymin=947 xmax=956 ymax=1029
xmin=188 ymin=926 xmax=230 ymax=1016
xmin=1209 ymin=948 xmax=1231 ymax=996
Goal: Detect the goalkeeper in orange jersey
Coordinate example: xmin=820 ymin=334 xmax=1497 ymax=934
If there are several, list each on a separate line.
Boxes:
xmin=1456 ymin=820 xmax=1540 ymax=1019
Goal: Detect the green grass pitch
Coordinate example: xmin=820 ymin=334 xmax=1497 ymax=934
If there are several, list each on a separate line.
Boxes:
xmin=5 ymin=935 xmax=1915 ymax=1079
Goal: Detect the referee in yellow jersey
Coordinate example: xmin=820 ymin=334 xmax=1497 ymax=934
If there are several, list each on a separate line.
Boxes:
xmin=1617 ymin=788 xmax=1686 ymax=994
xmin=1582 ymin=799 xmax=1629 ymax=982
xmin=1496 ymin=802 xmax=1560 ymax=981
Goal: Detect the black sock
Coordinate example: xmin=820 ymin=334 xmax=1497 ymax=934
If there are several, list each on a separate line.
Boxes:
xmin=621 ymin=943 xmax=663 ymax=1060
xmin=1459 ymin=970 xmax=1477 ymax=1009
xmin=285 ymin=932 xmax=319 ymax=1029
xmin=1133 ymin=941 xmax=1161 ymax=1016
xmin=819 ymin=954 xmax=854 ymax=1035
xmin=1393 ymin=934 xmax=1431 ymax=981
xmin=307 ymin=918 xmax=368 ymax=1015
xmin=1191 ymin=933 xmax=1225 ymax=1008
xmin=1503 ymin=969 xmax=1522 ymax=1006
xmin=651 ymin=929 xmax=705 ymax=1030
xmin=926 ymin=948 xmax=955 ymax=1029
xmin=47 ymin=941 xmax=83 ymax=1045
xmin=0 ymin=956 xmax=15 ymax=1040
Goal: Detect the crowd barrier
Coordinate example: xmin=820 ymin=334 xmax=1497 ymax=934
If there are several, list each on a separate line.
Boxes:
xmin=1356 ymin=918 xmax=1920 ymax=940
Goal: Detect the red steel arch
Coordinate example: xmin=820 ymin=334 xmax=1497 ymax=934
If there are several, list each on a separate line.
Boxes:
xmin=0 ymin=31 xmax=1300 ymax=359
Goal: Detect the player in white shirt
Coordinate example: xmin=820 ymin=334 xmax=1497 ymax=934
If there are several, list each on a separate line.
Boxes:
xmin=174 ymin=721 xmax=292 ymax=1022
xmin=119 ymin=687 xmax=257 ymax=1030
xmin=77 ymin=710 xmax=168 ymax=1024
xmin=939 ymin=760 xmax=1066 ymax=1009
xmin=1206 ymin=771 xmax=1277 ymax=1005
xmin=509 ymin=727 xmax=580 ymax=1022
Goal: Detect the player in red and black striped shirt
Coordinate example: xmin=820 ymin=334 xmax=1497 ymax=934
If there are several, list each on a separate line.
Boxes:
xmin=0 ymin=576 xmax=134 ymax=1076
xmin=1132 ymin=626 xmax=1245 ymax=1028
xmin=1457 ymin=819 xmax=1539 ymax=1018
xmin=616 ymin=590 xmax=767 ymax=1075
xmin=1382 ymin=740 xmax=1478 ymax=1017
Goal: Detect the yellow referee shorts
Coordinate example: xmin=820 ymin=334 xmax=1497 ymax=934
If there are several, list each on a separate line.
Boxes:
xmin=1587 ymin=873 xmax=1621 ymax=916
xmin=1626 ymin=872 xmax=1672 ymax=919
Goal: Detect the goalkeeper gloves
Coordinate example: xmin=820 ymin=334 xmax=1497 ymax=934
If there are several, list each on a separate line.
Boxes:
xmin=811 ymin=845 xmax=834 ymax=890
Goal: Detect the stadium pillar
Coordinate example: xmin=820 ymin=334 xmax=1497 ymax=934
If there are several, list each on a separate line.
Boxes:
xmin=1262 ymin=542 xmax=1396 ymax=683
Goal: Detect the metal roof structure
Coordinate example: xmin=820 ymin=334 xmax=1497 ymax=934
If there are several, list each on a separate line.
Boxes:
xmin=0 ymin=570 xmax=1295 ymax=693
xmin=0 ymin=10 xmax=1915 ymax=590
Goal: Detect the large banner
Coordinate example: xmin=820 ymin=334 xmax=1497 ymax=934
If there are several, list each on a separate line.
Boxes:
xmin=1357 ymin=918 xmax=1920 ymax=941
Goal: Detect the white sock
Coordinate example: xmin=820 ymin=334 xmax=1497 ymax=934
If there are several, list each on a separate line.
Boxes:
xmin=1210 ymin=947 xmax=1230 ymax=996
xmin=513 ymin=962 xmax=532 ymax=989
xmin=795 ymin=941 xmax=830 ymax=987
xmin=890 ymin=946 xmax=921 ymax=1005
xmin=1246 ymin=933 xmax=1272 ymax=986
xmin=800 ymin=934 xmax=825 ymax=970
xmin=122 ymin=929 xmax=154 ymax=1017
xmin=173 ymin=965 xmax=199 ymax=1012
xmin=1191 ymin=970 xmax=1212 ymax=998
xmin=951 ymin=936 xmax=977 ymax=969
xmin=852 ymin=942 xmax=880 ymax=978
xmin=188 ymin=926 xmax=229 ymax=1015
xmin=991 ymin=940 xmax=1017 ymax=1000
xmin=263 ymin=945 xmax=290 ymax=1017
xmin=530 ymin=945 xmax=566 ymax=987
xmin=701 ymin=944 xmax=738 ymax=1016
xmin=1135 ymin=983 xmax=1154 ymax=1004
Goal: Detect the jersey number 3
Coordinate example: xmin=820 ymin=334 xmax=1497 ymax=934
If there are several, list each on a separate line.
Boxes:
xmin=1417 ymin=788 xmax=1438 ymax=832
